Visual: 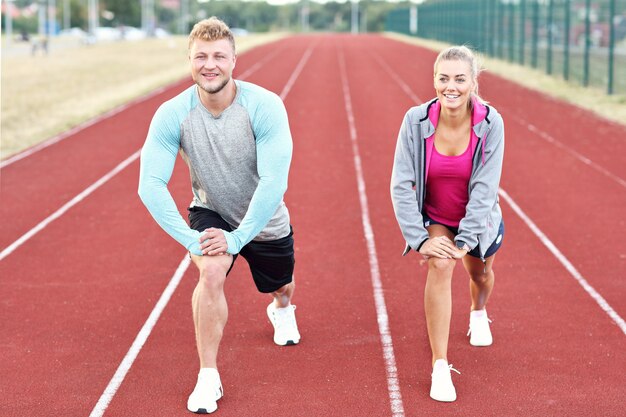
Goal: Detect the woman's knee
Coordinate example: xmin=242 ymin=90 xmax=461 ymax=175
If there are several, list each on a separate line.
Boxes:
xmin=469 ymin=267 xmax=493 ymax=284
xmin=428 ymin=257 xmax=456 ymax=275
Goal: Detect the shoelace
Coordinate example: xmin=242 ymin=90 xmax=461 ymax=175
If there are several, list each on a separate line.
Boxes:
xmin=448 ymin=364 xmax=461 ymax=375
xmin=467 ymin=316 xmax=492 ymax=336
xmin=273 ymin=305 xmax=297 ymax=329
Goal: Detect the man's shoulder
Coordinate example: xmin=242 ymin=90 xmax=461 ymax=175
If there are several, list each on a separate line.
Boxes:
xmin=154 ymin=84 xmax=198 ymax=121
xmin=236 ymin=80 xmax=282 ymax=107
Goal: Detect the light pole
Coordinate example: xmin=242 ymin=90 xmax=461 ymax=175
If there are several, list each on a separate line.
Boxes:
xmin=4 ymin=0 xmax=14 ymax=43
xmin=351 ymin=0 xmax=359 ymax=34
xmin=63 ymin=0 xmax=69 ymax=30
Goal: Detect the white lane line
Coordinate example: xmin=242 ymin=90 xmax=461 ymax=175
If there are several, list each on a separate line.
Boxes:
xmin=499 ymin=189 xmax=626 ymax=335
xmin=338 ymin=48 xmax=405 ymax=417
xmin=374 ymin=48 xmax=626 ymax=334
xmin=87 ymin=40 xmax=318 ymax=417
xmin=0 ymin=49 xmax=276 ymax=262
xmin=279 ymin=43 xmax=315 ymax=100
xmin=237 ymin=47 xmax=283 ymax=81
xmin=0 ymin=151 xmax=140 ymax=261
xmin=88 ymin=255 xmax=191 ymax=417
xmin=370 ymin=52 xmax=423 ymax=105
xmin=523 ymin=121 xmax=626 ymax=189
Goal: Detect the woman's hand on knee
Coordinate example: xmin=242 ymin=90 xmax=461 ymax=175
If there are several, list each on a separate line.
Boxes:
xmin=419 ymin=236 xmax=458 ymax=259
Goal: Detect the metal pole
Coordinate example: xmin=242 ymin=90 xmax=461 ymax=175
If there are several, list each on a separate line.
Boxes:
xmin=547 ymin=0 xmax=553 ymax=74
xmin=583 ymin=0 xmax=591 ymax=86
xmin=508 ymin=0 xmax=515 ymax=62
xmin=607 ymin=0 xmax=616 ymax=94
xmin=563 ymin=0 xmax=570 ymax=80
xmin=88 ymin=0 xmax=98 ymax=37
xmin=141 ymin=0 xmax=147 ymax=33
xmin=531 ymin=0 xmax=538 ymax=68
xmin=63 ymin=0 xmax=69 ymax=30
xmin=47 ymin=0 xmax=56 ymax=35
xmin=4 ymin=0 xmax=14 ymax=43
xmin=519 ymin=0 xmax=526 ymax=64
xmin=38 ymin=0 xmax=46 ymax=37
xmin=300 ymin=0 xmax=309 ymax=33
xmin=351 ymin=0 xmax=359 ymax=34
xmin=180 ymin=0 xmax=188 ymax=35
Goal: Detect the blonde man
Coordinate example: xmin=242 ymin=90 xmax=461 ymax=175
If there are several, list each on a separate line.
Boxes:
xmin=139 ymin=17 xmax=300 ymax=414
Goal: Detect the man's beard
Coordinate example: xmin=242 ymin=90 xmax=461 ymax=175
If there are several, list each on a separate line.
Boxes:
xmin=196 ymin=75 xmax=230 ymax=94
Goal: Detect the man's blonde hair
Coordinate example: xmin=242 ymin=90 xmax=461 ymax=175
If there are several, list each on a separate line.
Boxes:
xmin=188 ymin=17 xmax=235 ymax=52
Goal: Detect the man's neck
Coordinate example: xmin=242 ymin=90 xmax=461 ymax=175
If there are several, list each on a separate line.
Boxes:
xmin=198 ymin=80 xmax=237 ymax=117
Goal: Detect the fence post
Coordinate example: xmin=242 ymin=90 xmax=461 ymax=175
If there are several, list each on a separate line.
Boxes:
xmin=489 ymin=0 xmax=496 ymax=56
xmin=583 ymin=0 xmax=591 ymax=86
xmin=508 ymin=1 xmax=515 ymax=62
xmin=520 ymin=0 xmax=526 ymax=65
xmin=608 ymin=0 xmax=616 ymax=94
xmin=564 ymin=0 xmax=570 ymax=81
xmin=531 ymin=0 xmax=539 ymax=68
xmin=547 ymin=0 xmax=554 ymax=75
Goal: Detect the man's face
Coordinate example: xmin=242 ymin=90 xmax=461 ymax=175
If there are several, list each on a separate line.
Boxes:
xmin=190 ymin=38 xmax=236 ymax=95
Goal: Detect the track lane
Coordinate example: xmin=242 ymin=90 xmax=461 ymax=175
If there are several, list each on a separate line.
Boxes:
xmin=1 ymin=34 xmax=625 ymax=417
xmin=101 ymin=34 xmax=397 ymax=417
xmin=0 ymin=38 xmax=304 ymax=417
xmin=341 ymin=35 xmax=626 ymax=416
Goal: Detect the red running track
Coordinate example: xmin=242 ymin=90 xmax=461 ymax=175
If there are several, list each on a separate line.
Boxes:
xmin=1 ymin=34 xmax=624 ymax=417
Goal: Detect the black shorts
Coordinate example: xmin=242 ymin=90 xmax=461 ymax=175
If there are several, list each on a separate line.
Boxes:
xmin=188 ymin=206 xmax=295 ymax=293
xmin=423 ymin=213 xmax=505 ymax=259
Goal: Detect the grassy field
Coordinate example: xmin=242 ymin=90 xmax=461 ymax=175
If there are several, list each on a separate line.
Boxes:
xmin=0 ymin=33 xmax=285 ymax=158
xmin=1 ymin=32 xmax=624 ymax=160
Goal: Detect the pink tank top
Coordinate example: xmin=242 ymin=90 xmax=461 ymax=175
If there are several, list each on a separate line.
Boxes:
xmin=423 ymin=101 xmax=481 ymax=228
xmin=423 ymin=142 xmax=473 ymax=227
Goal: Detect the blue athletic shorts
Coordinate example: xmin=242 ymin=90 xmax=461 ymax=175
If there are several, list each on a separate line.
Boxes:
xmin=423 ymin=213 xmax=504 ymax=259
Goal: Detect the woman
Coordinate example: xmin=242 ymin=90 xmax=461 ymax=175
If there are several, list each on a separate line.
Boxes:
xmin=390 ymin=46 xmax=505 ymax=402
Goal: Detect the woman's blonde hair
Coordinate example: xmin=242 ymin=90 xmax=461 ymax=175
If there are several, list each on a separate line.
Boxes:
xmin=188 ymin=17 xmax=235 ymax=53
xmin=434 ymin=45 xmax=485 ymax=104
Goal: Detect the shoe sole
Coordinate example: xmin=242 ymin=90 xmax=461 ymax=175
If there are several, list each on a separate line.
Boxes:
xmin=469 ymin=338 xmax=493 ymax=347
xmin=274 ymin=338 xmax=300 ymax=346
xmin=187 ymin=388 xmax=223 ymax=414
xmin=430 ymin=394 xmax=457 ymax=402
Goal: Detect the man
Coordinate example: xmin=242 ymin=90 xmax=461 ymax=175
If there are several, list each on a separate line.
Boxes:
xmin=138 ymin=17 xmax=300 ymax=414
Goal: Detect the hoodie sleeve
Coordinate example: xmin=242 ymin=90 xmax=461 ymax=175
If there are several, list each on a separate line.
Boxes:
xmin=390 ymin=110 xmax=430 ymax=253
xmin=456 ymin=111 xmax=505 ymax=251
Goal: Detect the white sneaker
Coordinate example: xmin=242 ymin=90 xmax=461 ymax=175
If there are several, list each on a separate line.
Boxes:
xmin=430 ymin=359 xmax=460 ymax=402
xmin=187 ymin=368 xmax=223 ymax=414
xmin=468 ymin=309 xmax=493 ymax=347
xmin=266 ymin=302 xmax=301 ymax=346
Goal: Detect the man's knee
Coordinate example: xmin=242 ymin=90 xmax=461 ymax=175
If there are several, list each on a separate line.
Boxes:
xmin=195 ymin=258 xmax=229 ymax=292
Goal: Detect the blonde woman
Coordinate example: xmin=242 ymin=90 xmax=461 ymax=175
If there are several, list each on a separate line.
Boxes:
xmin=390 ymin=46 xmax=505 ymax=402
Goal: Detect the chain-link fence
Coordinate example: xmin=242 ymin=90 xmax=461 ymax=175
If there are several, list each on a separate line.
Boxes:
xmin=386 ymin=0 xmax=625 ymax=95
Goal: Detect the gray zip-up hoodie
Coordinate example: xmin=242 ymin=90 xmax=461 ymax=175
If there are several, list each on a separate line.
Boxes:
xmin=390 ymin=98 xmax=505 ymax=259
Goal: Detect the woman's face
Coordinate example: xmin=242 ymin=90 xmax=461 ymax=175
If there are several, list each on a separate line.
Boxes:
xmin=434 ymin=59 xmax=475 ymax=111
